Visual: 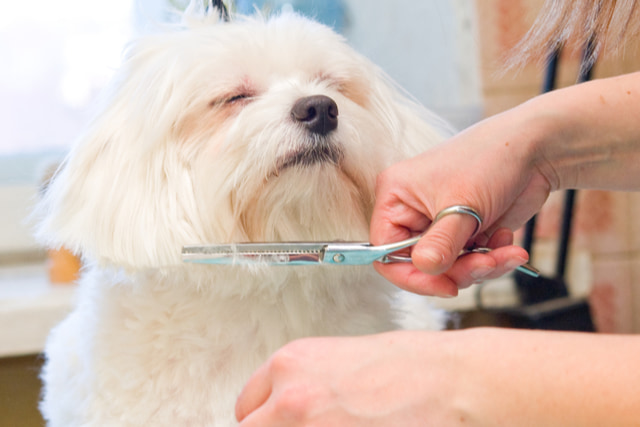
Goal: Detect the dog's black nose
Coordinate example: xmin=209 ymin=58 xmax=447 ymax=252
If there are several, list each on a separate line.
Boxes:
xmin=291 ymin=95 xmax=338 ymax=135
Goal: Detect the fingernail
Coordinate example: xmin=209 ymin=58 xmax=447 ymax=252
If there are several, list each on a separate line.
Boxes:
xmin=470 ymin=265 xmax=494 ymax=280
xmin=505 ymin=256 xmax=528 ymax=271
xmin=436 ymin=288 xmax=458 ymax=298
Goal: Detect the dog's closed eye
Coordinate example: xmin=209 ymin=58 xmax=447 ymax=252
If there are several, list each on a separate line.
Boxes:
xmin=208 ymin=91 xmax=256 ymax=108
xmin=226 ymin=93 xmax=253 ymax=104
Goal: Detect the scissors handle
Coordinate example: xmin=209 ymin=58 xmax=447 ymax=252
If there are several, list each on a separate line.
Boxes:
xmin=380 ymin=247 xmax=539 ymax=278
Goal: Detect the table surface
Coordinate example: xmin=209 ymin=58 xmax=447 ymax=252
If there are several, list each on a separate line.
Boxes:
xmin=0 ymin=264 xmax=76 ymax=357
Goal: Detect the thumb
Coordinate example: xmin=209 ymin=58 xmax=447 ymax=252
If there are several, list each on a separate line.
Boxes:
xmin=412 ymin=210 xmax=479 ymax=275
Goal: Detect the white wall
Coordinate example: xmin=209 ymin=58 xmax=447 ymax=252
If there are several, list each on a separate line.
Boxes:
xmin=341 ymin=0 xmax=482 ymax=130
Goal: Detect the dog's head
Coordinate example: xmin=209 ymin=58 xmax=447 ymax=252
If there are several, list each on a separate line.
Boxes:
xmin=35 ymin=8 xmax=447 ymax=270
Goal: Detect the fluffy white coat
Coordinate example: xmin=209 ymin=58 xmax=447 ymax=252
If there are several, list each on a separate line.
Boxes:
xmin=35 ymin=7 xmax=449 ymax=426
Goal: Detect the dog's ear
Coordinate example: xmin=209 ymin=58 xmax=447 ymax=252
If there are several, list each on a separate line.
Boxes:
xmin=374 ymin=72 xmax=454 ymax=158
xmin=344 ymin=61 xmax=451 ymax=163
xmin=394 ymin=95 xmax=454 ymax=157
xmin=33 ymin=43 xmax=205 ymax=270
xmin=33 ymin=130 xmax=201 ymax=270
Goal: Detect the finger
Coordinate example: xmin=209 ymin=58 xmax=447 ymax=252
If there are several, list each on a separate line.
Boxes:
xmin=444 ymin=245 xmax=529 ymax=289
xmin=485 ymin=227 xmax=514 ymax=249
xmin=369 ymin=198 xmax=431 ymax=246
xmin=373 ymin=262 xmax=459 ymax=297
xmin=374 ymin=243 xmax=529 ymax=295
xmin=471 ymin=226 xmax=514 ymax=249
xmin=370 ymin=169 xmax=433 ymax=246
xmin=235 ymin=362 xmax=273 ymax=423
xmin=236 ymin=403 xmax=276 ymax=427
xmin=411 ymin=211 xmax=479 ymax=275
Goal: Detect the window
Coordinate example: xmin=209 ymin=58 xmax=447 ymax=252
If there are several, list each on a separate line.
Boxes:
xmin=1 ymin=0 xmax=135 ymax=157
xmin=0 ymin=0 xmax=139 ymax=257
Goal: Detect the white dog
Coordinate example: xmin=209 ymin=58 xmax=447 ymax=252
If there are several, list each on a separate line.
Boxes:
xmin=35 ymin=4 xmax=449 ymax=426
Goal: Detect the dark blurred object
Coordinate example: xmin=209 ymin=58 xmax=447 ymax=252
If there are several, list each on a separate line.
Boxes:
xmin=209 ymin=0 xmax=230 ymax=21
xmin=479 ymin=42 xmax=597 ymax=332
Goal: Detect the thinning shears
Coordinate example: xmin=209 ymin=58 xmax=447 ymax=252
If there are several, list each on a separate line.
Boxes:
xmin=181 ymin=234 xmax=539 ymax=277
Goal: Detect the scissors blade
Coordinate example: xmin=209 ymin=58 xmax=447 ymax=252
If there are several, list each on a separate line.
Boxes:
xmin=182 ymin=242 xmax=328 ymax=265
xmin=181 ymin=241 xmax=383 ymax=266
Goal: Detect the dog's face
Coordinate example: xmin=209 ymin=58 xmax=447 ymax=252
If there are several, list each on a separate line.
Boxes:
xmin=35 ymin=12 xmax=445 ymax=270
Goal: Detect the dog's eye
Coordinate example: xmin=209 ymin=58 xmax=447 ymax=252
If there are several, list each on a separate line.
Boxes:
xmin=226 ymin=94 xmax=252 ymax=104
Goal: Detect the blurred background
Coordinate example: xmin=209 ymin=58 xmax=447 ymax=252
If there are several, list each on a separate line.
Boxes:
xmin=2 ymin=1 xmax=640 ymax=425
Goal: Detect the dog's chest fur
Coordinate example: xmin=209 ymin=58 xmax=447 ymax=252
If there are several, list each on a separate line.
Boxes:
xmin=43 ymin=266 xmax=397 ymax=425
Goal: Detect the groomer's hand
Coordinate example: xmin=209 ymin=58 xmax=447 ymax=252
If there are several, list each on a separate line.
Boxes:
xmin=236 ymin=325 xmax=640 ymax=426
xmin=371 ymin=105 xmax=554 ymax=296
xmin=235 ymin=331 xmax=468 ymax=426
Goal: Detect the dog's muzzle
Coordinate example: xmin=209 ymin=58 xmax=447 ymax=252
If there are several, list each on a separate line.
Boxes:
xmin=273 ymin=95 xmax=342 ymax=172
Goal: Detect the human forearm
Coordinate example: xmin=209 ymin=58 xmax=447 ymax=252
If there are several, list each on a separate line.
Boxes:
xmin=527 ymin=72 xmax=640 ymax=192
xmin=445 ymin=328 xmax=640 ymax=426
xmin=235 ymin=329 xmax=640 ymax=426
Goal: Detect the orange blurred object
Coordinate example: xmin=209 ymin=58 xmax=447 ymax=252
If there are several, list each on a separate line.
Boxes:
xmin=47 ymin=247 xmax=81 ymax=284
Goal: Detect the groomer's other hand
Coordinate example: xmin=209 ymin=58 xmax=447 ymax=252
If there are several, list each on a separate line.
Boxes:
xmin=235 ymin=332 xmax=464 ymax=426
xmin=371 ymin=106 xmax=554 ymax=296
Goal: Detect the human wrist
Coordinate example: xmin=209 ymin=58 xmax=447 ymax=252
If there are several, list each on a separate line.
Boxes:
xmin=513 ymin=93 xmax=575 ymax=193
xmin=413 ymin=328 xmax=498 ymax=424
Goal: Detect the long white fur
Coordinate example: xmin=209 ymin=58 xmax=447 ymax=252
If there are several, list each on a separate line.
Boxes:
xmin=35 ymin=6 xmax=448 ymax=426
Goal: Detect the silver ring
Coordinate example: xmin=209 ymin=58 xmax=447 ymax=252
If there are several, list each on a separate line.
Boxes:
xmin=434 ymin=205 xmax=483 ymax=237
